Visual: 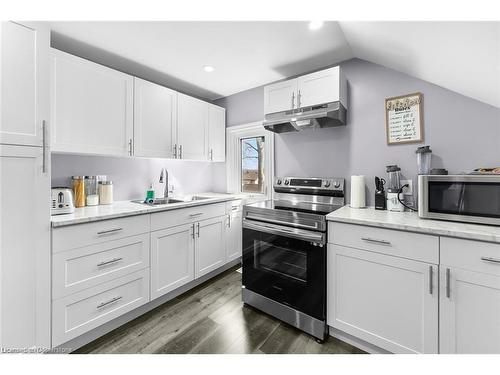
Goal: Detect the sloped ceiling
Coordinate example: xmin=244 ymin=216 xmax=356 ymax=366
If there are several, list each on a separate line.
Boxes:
xmin=48 ymin=21 xmax=499 ymax=107
xmin=339 ymin=21 xmax=500 ymax=108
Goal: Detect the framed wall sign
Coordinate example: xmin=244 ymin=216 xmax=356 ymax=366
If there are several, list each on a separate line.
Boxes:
xmin=385 ymin=92 xmax=423 ymax=145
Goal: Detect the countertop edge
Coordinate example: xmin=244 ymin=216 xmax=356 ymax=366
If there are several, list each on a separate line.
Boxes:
xmin=326 ymin=207 xmax=500 ymax=244
xmin=51 ymin=195 xmax=241 ymax=228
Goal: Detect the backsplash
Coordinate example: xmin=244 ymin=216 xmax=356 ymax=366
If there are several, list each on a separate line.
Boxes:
xmin=51 ymin=154 xmax=219 ymax=201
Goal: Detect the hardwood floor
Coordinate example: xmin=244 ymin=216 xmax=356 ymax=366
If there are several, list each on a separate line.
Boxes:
xmin=73 ymin=267 xmax=366 ymax=354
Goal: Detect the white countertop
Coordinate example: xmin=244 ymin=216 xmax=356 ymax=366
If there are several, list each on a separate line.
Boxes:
xmin=51 ymin=192 xmax=247 ymax=228
xmin=327 ymin=206 xmax=500 ymax=243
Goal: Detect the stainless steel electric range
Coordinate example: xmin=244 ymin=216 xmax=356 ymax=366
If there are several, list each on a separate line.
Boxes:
xmin=242 ymin=176 xmax=345 ymax=341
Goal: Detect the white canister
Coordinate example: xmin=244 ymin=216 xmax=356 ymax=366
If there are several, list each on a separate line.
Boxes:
xmin=99 ymin=181 xmax=114 ymax=205
xmin=350 ymin=175 xmax=366 ymax=208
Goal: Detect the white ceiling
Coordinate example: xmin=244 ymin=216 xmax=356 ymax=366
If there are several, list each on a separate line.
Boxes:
xmin=48 ymin=21 xmax=499 ymax=107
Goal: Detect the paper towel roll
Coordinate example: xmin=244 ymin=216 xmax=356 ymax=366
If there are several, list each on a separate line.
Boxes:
xmin=350 ymin=175 xmax=366 ymax=208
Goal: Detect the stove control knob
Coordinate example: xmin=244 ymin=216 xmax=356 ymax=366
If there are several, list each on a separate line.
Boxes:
xmin=277 ymin=179 xmax=282 ymax=185
xmin=284 ymin=180 xmax=290 ymax=185
xmin=324 ymin=181 xmax=331 ymax=188
xmin=333 ymin=181 xmax=341 ymax=188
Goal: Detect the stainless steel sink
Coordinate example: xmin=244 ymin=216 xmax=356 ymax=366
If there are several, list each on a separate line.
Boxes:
xmin=131 ymin=196 xmax=211 ymax=206
xmin=131 ymin=198 xmax=185 ymax=206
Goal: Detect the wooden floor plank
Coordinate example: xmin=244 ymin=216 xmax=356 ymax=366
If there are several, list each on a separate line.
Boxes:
xmin=73 ymin=267 xmax=365 ymax=354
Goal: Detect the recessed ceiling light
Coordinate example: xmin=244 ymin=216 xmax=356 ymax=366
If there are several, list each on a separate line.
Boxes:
xmin=203 ymin=65 xmax=215 ymax=72
xmin=309 ymin=21 xmax=324 ymax=30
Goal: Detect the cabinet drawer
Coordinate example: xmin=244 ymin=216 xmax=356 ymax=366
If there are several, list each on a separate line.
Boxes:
xmin=226 ymin=199 xmax=243 ymax=214
xmin=151 ymin=203 xmax=225 ymax=231
xmin=329 ymin=222 xmax=439 ymax=264
xmin=52 ymin=233 xmax=150 ymax=299
xmin=52 ymin=269 xmax=149 ymax=347
xmin=441 ymin=237 xmax=500 ymax=276
xmin=52 ymin=215 xmax=150 ymax=253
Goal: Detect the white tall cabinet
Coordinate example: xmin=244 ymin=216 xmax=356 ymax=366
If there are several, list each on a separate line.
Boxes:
xmin=0 ymin=21 xmax=51 ymax=349
xmin=50 ymin=49 xmax=134 ymax=156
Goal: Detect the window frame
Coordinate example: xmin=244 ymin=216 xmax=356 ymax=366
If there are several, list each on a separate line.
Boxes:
xmin=226 ymin=121 xmax=274 ymax=200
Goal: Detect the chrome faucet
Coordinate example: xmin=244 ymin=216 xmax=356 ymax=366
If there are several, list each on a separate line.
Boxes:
xmin=159 ymin=168 xmax=169 ymax=198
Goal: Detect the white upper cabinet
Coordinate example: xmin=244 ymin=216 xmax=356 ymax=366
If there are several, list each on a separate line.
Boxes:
xmin=133 ymin=78 xmax=177 ymax=158
xmin=263 ymin=66 xmax=347 ymax=115
xmin=176 ymin=93 xmax=208 ymax=160
xmin=51 ymin=49 xmax=133 ymax=156
xmin=297 ymin=66 xmax=346 ymax=108
xmin=1 ymin=21 xmax=49 ymax=147
xmin=263 ymin=79 xmax=298 ymax=114
xmin=207 ymin=104 xmax=226 ymax=162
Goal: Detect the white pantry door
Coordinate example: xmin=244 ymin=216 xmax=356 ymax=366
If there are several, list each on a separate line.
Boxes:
xmin=0 ymin=145 xmax=50 ymax=349
xmin=0 ymin=21 xmax=49 ymax=147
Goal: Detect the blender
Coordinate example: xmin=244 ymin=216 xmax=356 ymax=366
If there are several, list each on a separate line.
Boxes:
xmin=416 ymin=146 xmax=432 ymax=175
xmin=386 ymin=165 xmax=404 ymax=212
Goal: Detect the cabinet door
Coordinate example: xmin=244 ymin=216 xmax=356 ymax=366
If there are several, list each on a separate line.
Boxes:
xmin=133 ymin=78 xmax=177 ymax=158
xmin=297 ymin=66 xmax=340 ymax=108
xmin=150 ymin=223 xmax=195 ymax=300
xmin=263 ymin=79 xmax=297 ymax=115
xmin=207 ymin=104 xmax=226 ymax=162
xmin=51 ymin=49 xmax=133 ymax=156
xmin=176 ymin=93 xmax=208 ymax=160
xmin=440 ymin=267 xmax=500 ymax=354
xmin=328 ymin=245 xmax=438 ymax=353
xmin=225 ymin=210 xmax=242 ymax=263
xmin=0 ymin=145 xmax=50 ymax=349
xmin=195 ymin=216 xmax=226 ymax=278
xmin=0 ymin=21 xmax=49 ymax=147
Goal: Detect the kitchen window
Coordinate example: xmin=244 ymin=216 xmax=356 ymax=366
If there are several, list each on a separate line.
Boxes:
xmin=226 ymin=122 xmax=274 ymax=198
xmin=241 ymin=136 xmax=265 ymax=194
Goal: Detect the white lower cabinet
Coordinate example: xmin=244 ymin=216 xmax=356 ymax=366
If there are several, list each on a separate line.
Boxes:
xmin=225 ymin=210 xmax=242 ymax=263
xmin=195 ymin=216 xmax=226 ymax=278
xmin=150 ymin=223 xmax=195 ymax=299
xmin=52 ymin=269 xmax=150 ymax=347
xmin=328 ymin=244 xmax=438 ymax=354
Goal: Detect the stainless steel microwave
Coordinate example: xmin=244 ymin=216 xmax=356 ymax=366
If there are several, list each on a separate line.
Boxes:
xmin=418 ymin=175 xmax=500 ymax=226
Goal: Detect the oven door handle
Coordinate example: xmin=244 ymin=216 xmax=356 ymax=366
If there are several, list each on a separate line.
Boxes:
xmin=243 ymin=219 xmax=325 ymax=245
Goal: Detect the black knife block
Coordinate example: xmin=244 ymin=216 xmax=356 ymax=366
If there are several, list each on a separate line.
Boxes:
xmin=375 ymin=191 xmax=386 ymax=210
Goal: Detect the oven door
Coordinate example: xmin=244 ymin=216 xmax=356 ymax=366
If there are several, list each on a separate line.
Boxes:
xmin=242 ymin=219 xmax=326 ymax=320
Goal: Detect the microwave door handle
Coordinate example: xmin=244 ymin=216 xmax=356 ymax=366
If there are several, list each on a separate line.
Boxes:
xmin=243 ymin=219 xmax=325 ymax=245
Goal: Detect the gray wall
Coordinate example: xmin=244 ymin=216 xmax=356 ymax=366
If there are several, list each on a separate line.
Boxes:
xmin=51 ymin=154 xmax=218 ymax=201
xmin=215 ymin=58 xmax=500 ymax=205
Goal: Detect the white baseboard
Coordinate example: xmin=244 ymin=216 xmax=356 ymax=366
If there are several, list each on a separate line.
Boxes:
xmin=329 ymin=326 xmax=391 ymax=354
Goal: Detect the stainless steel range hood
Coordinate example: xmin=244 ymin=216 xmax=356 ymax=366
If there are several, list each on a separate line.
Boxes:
xmin=263 ymin=101 xmax=347 ymax=134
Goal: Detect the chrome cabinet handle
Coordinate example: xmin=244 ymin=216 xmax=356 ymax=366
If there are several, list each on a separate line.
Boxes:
xmin=97 ymin=228 xmax=123 ymax=236
xmin=128 ymin=139 xmax=133 ymax=156
xmin=428 ymin=266 xmax=433 ymax=295
xmin=361 ymin=237 xmax=391 ymax=246
xmin=297 ymin=90 xmax=301 ymax=108
xmin=97 ymin=296 xmax=122 ymax=309
xmin=197 ymin=222 xmax=200 ymax=238
xmin=97 ymin=257 xmax=123 ymax=267
xmin=227 ymin=214 xmax=231 ymax=228
xmin=179 ymin=145 xmax=183 ymax=159
xmin=189 ymin=212 xmax=203 ymax=217
xmin=42 ymin=120 xmax=47 ymax=173
xmin=209 ymin=149 xmax=213 ymax=161
xmin=191 ymin=223 xmax=195 ymax=239
xmin=173 ymin=144 xmax=177 ymax=158
xmin=231 ymin=206 xmax=239 ymax=211
xmin=446 ymin=268 xmax=451 ymax=298
xmin=481 ymin=256 xmax=500 ymax=264
xmin=291 ymin=92 xmax=295 ymax=109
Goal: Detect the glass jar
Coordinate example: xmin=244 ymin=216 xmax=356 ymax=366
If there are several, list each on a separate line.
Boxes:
xmin=85 ymin=176 xmax=99 ymax=206
xmin=72 ymin=176 xmax=86 ymax=208
xmin=99 ymin=181 xmax=114 ymax=205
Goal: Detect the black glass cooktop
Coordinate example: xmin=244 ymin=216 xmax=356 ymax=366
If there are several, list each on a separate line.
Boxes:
xmin=247 ymin=199 xmax=342 ymax=216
